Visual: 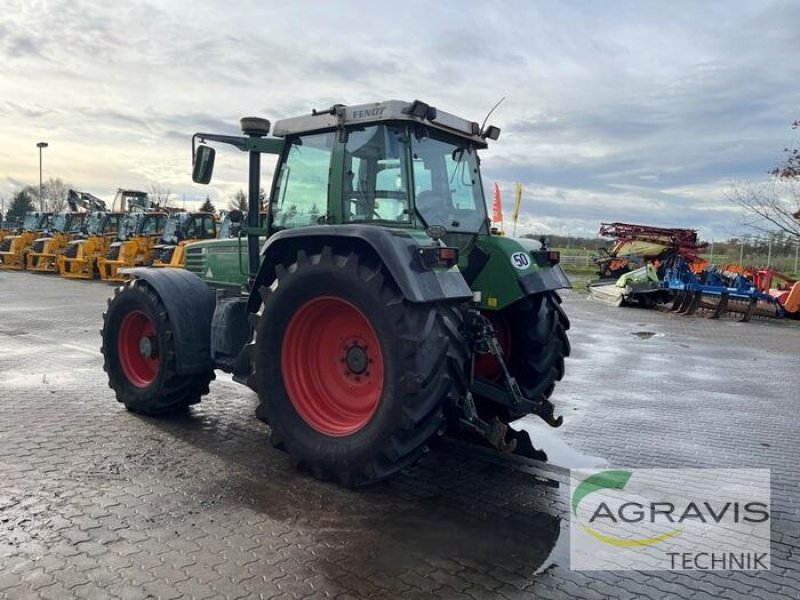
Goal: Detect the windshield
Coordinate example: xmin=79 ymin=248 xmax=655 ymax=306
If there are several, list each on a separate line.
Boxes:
xmin=161 ymin=216 xmax=181 ymax=243
xmin=343 ymin=124 xmax=412 ymax=224
xmin=119 ymin=215 xmax=139 ymax=240
xmin=138 ymin=214 xmax=166 ymax=236
xmin=410 ymin=129 xmax=488 ymax=233
xmin=50 ymin=214 xmax=67 ymax=232
xmin=219 ymin=213 xmax=241 ymax=238
xmin=84 ymin=213 xmax=102 ymax=234
xmin=67 ymin=214 xmax=86 ymax=232
xmin=22 ymin=213 xmax=39 ymax=230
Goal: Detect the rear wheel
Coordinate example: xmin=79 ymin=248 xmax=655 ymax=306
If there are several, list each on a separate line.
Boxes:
xmin=101 ymin=280 xmax=214 ymax=415
xmin=254 ymin=247 xmax=454 ymax=486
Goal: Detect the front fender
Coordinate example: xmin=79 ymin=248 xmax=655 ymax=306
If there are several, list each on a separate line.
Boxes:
xmin=465 ymin=236 xmax=571 ymax=310
xmin=121 ymin=267 xmax=214 ymax=374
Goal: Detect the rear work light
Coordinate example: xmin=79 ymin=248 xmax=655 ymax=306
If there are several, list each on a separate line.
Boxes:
xmin=418 ymin=246 xmax=459 ymax=269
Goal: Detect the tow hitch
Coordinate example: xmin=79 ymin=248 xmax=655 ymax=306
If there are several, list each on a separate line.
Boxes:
xmin=458 ymin=310 xmax=563 ymax=453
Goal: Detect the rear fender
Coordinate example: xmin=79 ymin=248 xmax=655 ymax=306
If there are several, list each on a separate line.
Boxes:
xmin=247 ymin=225 xmax=473 ymax=312
xmin=121 ymin=267 xmax=214 ymax=374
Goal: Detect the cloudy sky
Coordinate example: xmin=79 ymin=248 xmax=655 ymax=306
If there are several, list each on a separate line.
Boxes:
xmin=1 ymin=0 xmax=798 ymax=238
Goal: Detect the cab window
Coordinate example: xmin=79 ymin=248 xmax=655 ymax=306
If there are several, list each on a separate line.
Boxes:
xmin=202 ymin=215 xmax=216 ymax=238
xmin=343 ymin=125 xmax=411 ymax=223
xmin=411 ymin=130 xmax=487 ymax=233
xmin=273 ymin=132 xmax=334 ymax=229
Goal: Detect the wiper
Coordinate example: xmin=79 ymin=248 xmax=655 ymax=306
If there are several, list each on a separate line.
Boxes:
xmin=449 ymin=148 xmax=465 ymax=184
xmin=450 ymin=147 xmax=473 ymax=188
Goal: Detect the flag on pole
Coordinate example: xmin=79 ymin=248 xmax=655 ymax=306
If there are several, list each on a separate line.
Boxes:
xmin=511 ymin=183 xmax=523 ymax=237
xmin=492 ymin=183 xmax=504 ymax=231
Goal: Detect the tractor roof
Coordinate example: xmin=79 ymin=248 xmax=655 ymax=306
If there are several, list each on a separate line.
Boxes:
xmin=272 ymin=99 xmax=489 ymax=148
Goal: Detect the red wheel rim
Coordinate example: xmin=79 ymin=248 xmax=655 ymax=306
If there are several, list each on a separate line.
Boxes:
xmin=117 ymin=310 xmax=160 ymax=387
xmin=474 ymin=311 xmax=511 ymax=380
xmin=281 ymin=296 xmax=384 ymax=436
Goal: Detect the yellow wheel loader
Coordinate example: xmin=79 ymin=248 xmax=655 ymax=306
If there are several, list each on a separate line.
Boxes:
xmin=26 ymin=212 xmax=88 ymax=272
xmin=0 ymin=212 xmax=51 ymax=270
xmin=97 ymin=211 xmax=167 ymax=282
xmin=151 ymin=212 xmax=217 ymax=268
xmin=58 ymin=211 xmax=124 ymax=279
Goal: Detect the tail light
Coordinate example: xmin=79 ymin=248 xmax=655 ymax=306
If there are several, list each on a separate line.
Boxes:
xmin=418 ymin=246 xmax=459 ymax=269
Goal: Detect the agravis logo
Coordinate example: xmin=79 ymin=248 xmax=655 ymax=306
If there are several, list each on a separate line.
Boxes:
xmin=570 ymin=469 xmax=771 ymax=571
xmin=571 ymin=470 xmax=683 ymax=547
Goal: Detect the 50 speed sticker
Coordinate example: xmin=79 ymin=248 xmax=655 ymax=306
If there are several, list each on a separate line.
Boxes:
xmin=511 ymin=251 xmax=531 ymax=270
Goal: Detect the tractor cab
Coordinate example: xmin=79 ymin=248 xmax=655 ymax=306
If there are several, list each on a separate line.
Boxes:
xmin=159 ymin=212 xmax=216 ymax=245
xmin=116 ymin=213 xmax=142 ymax=241
xmin=68 ymin=211 xmax=123 ymax=243
xmin=218 ymin=210 xmax=243 ymax=239
xmin=264 ymin=119 xmax=489 ymax=239
xmin=0 ymin=211 xmax=53 ymax=270
xmin=97 ymin=211 xmax=168 ymax=281
xmin=255 ymin=101 xmax=491 ymax=240
xmin=46 ymin=212 xmax=87 ymax=235
xmin=20 ymin=211 xmax=51 ymax=233
xmin=27 ymin=211 xmax=90 ymax=272
xmin=152 ymin=212 xmax=217 ymax=267
xmin=113 ymin=212 xmax=166 ymax=242
xmin=58 ymin=211 xmax=125 ymax=280
xmin=79 ymin=211 xmax=107 ymax=237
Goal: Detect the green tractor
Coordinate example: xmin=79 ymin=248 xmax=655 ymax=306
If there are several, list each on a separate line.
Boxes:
xmin=101 ymin=100 xmax=571 ymax=486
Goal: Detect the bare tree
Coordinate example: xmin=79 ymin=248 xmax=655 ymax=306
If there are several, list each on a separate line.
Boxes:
xmin=149 ymin=183 xmax=173 ymax=208
xmin=43 ymin=178 xmax=71 ymax=212
xmin=229 ymin=189 xmax=247 ymax=212
xmin=770 ymin=120 xmax=800 ymax=179
xmin=728 ymin=180 xmax=800 ymax=241
xmin=728 ymin=120 xmax=800 ymax=241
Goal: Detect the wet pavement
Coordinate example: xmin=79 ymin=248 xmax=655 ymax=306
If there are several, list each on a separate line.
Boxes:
xmin=0 ymin=270 xmax=798 ymax=599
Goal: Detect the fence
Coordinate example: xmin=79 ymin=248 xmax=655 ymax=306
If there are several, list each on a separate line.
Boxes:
xmin=555 ymin=251 xmax=799 ymax=277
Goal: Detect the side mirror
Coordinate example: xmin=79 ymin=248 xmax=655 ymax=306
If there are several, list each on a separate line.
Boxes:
xmin=481 ymin=125 xmax=501 ymax=141
xmin=192 ymin=145 xmax=216 ymax=184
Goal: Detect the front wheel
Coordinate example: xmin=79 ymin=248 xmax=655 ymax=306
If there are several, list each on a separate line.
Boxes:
xmin=254 ymin=247 xmax=455 ymax=486
xmin=101 ymin=280 xmax=214 ymax=415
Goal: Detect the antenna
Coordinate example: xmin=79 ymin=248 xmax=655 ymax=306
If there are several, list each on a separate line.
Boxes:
xmin=480 ymin=96 xmax=506 ymax=133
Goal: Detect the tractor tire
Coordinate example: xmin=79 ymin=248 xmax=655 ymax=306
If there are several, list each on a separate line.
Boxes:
xmin=254 ymin=246 xmax=454 ymax=487
xmin=472 ymin=291 xmax=571 ymax=421
xmin=101 ymin=280 xmax=214 ymax=415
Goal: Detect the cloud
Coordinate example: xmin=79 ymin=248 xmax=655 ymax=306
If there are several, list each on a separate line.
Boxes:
xmin=0 ymin=0 xmax=797 ymax=235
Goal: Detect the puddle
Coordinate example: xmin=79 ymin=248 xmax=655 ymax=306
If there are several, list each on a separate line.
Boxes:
xmin=510 ymin=416 xmax=608 ymax=470
xmin=534 ymin=517 xmax=569 ymax=575
xmin=630 ymin=330 xmax=665 ymax=339
xmin=306 ymin=498 xmax=563 ymax=585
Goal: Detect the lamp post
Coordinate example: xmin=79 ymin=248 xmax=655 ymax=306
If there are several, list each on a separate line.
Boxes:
xmin=36 ymin=142 xmax=48 ymax=211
